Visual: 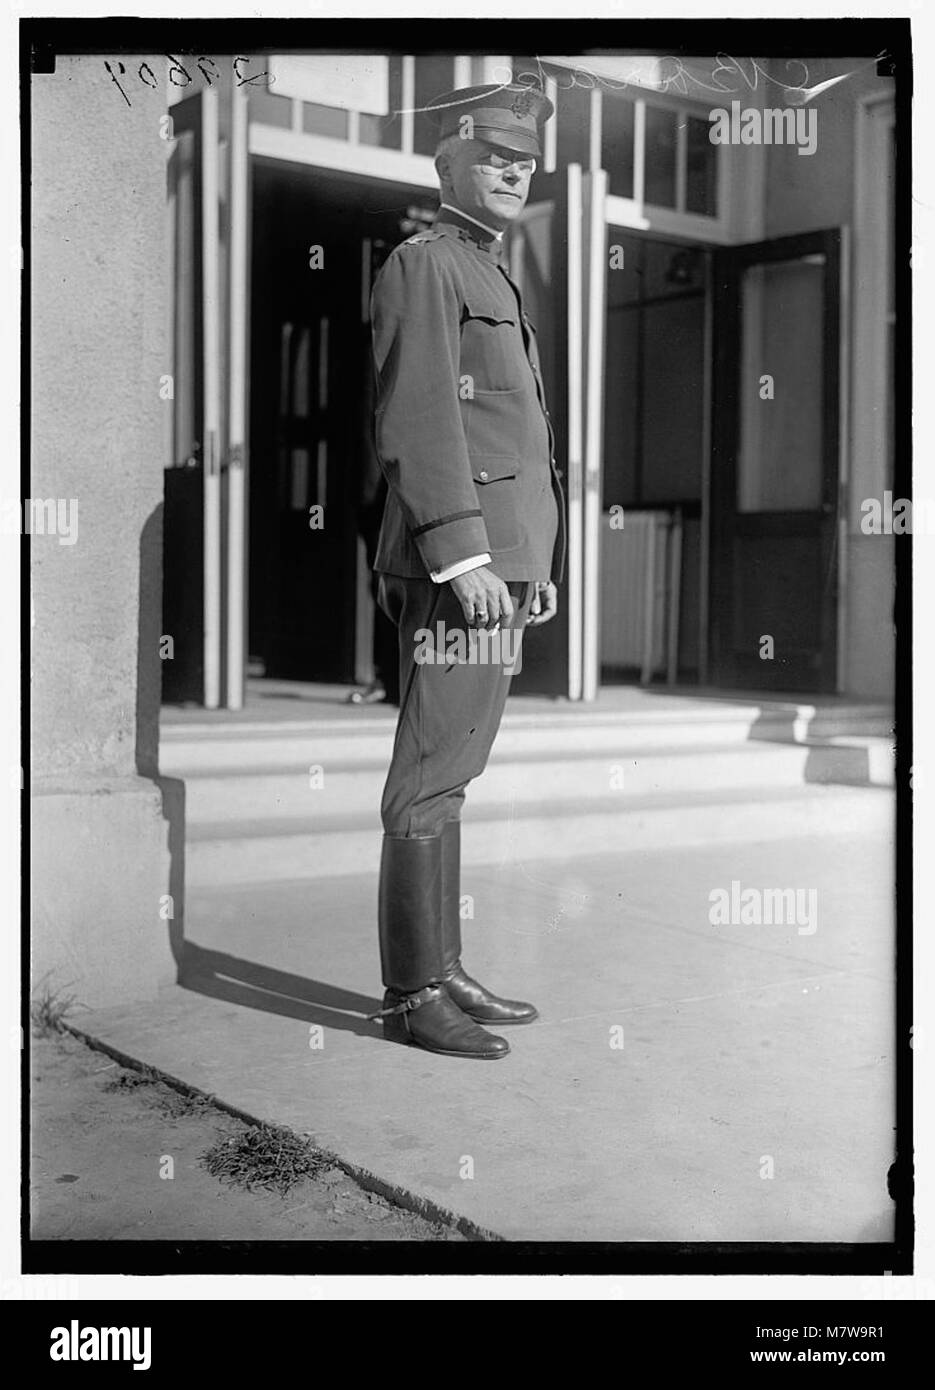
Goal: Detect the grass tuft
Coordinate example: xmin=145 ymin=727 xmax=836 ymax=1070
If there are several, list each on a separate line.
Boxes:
xmin=30 ymin=977 xmax=83 ymax=1037
xmin=200 ymin=1124 xmax=331 ymax=1197
xmin=102 ymin=1066 xmax=159 ymax=1092
xmin=156 ymin=1088 xmax=216 ymax=1120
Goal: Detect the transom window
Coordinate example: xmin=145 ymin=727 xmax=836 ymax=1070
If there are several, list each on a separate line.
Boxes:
xmin=248 ymin=55 xmax=492 ymax=155
xmin=246 ymin=53 xmax=724 ymax=229
xmin=515 ymin=56 xmax=719 ymax=219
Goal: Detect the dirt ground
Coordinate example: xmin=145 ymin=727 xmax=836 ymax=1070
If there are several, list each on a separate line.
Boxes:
xmin=29 ymin=1029 xmax=463 ymax=1242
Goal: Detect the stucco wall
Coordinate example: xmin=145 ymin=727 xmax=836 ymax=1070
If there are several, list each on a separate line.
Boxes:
xmin=763 ymin=60 xmax=888 ymax=237
xmin=32 ymin=53 xmax=170 ymax=781
xmin=31 ymin=54 xmax=177 ymax=1004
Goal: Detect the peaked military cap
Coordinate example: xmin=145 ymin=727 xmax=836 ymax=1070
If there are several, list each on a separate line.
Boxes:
xmin=425 ymin=82 xmax=554 ymax=157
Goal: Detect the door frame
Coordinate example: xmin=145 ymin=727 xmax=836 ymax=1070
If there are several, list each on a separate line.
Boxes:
xmin=598 ymin=216 xmax=715 ymax=691
xmin=505 ymin=167 xmax=575 ymax=699
xmin=709 ymin=227 xmax=844 ymax=693
xmin=506 ymin=163 xmax=608 ymax=701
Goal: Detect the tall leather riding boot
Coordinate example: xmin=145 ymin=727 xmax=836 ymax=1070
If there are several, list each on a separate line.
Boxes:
xmin=370 ymin=832 xmax=509 ymax=1059
xmin=439 ymin=819 xmax=539 ymax=1025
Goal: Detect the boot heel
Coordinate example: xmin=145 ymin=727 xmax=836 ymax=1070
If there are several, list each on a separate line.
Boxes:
xmin=380 ymin=1011 xmax=412 ymax=1046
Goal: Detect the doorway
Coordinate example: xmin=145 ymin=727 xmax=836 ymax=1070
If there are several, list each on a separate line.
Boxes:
xmin=248 ymin=162 xmax=434 ymax=684
xmin=598 ymin=224 xmax=843 ymax=695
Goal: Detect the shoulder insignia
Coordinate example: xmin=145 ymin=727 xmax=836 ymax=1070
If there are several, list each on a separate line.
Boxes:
xmin=402 ymin=229 xmax=445 ymax=247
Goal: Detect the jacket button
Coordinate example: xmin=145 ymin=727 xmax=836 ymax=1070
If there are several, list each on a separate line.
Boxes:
xmin=479 ymin=469 xmax=489 ymax=481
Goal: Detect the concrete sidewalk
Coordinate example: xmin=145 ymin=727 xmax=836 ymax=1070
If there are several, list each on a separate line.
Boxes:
xmin=75 ymin=792 xmax=895 ymax=1243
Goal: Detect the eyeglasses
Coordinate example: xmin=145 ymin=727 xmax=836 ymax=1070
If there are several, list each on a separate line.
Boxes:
xmin=476 ymin=152 xmax=537 ymax=176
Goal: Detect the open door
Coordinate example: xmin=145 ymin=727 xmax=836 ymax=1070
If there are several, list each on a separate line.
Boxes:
xmin=163 ymin=79 xmax=250 ymax=710
xmin=710 ymin=229 xmax=842 ymax=692
xmin=163 ymin=90 xmax=209 ymax=706
xmin=505 ymin=163 xmax=606 ymax=699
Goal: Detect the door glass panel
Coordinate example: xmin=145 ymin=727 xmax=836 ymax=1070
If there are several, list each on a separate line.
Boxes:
xmin=644 ymin=105 xmax=677 ymax=208
xmin=302 ymin=102 xmax=349 ymax=139
xmin=247 ymin=88 xmax=292 ymax=128
xmin=603 ymin=232 xmax=705 ymax=507
xmin=289 ymin=447 xmax=310 ymax=511
xmin=359 ymin=54 xmax=403 ymax=149
xmin=507 ymin=203 xmax=554 ymax=387
xmin=292 ymin=326 xmax=310 ymax=417
xmin=737 ymin=256 xmax=825 ymax=512
xmin=685 ymin=114 xmax=717 ymax=216
xmin=555 ymin=81 xmax=591 ymax=170
xmin=642 ymin=296 xmax=705 ymax=502
xmin=170 ymin=128 xmax=198 ymax=468
xmin=501 ymin=196 xmax=568 ymax=696
xmin=602 ymin=95 xmax=634 ymax=198
xmin=412 ymin=56 xmax=456 ymax=155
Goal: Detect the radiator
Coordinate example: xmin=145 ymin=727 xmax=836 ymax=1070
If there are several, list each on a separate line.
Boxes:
xmin=599 ymin=510 xmax=681 ymax=682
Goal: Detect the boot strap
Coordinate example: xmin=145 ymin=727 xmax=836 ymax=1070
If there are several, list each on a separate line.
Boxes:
xmin=368 ymin=983 xmax=444 ymax=1021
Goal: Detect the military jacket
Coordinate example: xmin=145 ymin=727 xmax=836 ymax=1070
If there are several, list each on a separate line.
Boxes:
xmin=370 ymin=212 xmax=566 ymax=583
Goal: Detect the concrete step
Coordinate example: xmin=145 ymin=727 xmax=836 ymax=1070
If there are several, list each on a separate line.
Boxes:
xmin=160 ymin=709 xmax=764 ymax=776
xmin=161 ymin=695 xmax=894 ymax=890
xmin=160 ymin=698 xmax=894 ymax=777
xmin=182 ymin=784 xmax=893 ymax=888
xmin=181 ymin=741 xmax=818 ymax=826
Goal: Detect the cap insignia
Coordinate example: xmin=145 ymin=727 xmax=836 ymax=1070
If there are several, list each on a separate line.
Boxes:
xmin=509 ymin=89 xmax=538 ymax=119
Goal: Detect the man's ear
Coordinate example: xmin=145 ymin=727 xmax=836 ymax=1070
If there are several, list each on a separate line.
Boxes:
xmin=434 ymin=151 xmax=450 ymax=186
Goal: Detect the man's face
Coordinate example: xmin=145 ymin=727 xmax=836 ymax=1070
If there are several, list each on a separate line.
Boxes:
xmin=437 ymin=139 xmax=536 ymax=230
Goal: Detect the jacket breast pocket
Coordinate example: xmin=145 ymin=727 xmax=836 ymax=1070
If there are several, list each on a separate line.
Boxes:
xmin=461 ymin=295 xmax=522 ymax=394
xmin=472 ymin=454 xmax=522 ymax=553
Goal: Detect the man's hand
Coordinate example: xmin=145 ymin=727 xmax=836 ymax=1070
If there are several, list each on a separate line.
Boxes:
xmin=526 ymin=581 xmax=558 ymax=626
xmin=450 ymin=566 xmax=515 ymax=629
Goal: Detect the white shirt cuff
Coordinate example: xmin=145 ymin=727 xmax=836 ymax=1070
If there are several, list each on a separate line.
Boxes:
xmin=430 ymin=553 xmax=492 ymax=583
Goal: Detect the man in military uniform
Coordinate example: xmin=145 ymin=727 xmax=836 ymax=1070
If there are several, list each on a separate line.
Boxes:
xmin=368 ymin=83 xmax=566 ymax=1060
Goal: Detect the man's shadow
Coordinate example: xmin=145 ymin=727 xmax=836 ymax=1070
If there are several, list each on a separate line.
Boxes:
xmin=178 ymin=943 xmax=384 ymax=1040
xmin=146 ymin=501 xmax=386 ymax=1041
